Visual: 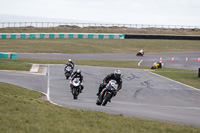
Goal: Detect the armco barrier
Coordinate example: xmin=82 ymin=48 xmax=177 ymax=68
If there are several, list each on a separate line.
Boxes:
xmin=0 ymin=33 xmax=125 ymax=39
xmin=125 ymin=34 xmax=200 ymax=40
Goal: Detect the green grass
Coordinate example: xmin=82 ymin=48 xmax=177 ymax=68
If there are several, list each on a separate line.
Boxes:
xmin=0 ymin=39 xmax=200 ymax=53
xmin=0 ymin=61 xmax=31 ymax=71
xmin=0 ymin=58 xmax=150 ymax=69
xmin=153 ymin=68 xmax=200 ymax=89
xmin=0 ymin=82 xmax=200 ymax=133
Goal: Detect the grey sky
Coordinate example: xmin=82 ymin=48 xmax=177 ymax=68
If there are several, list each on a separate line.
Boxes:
xmin=0 ymin=0 xmax=200 ymax=25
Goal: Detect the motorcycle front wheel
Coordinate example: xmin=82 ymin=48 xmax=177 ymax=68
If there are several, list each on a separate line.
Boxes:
xmin=102 ymin=93 xmax=112 ymax=106
xmin=72 ymin=88 xmax=78 ymax=99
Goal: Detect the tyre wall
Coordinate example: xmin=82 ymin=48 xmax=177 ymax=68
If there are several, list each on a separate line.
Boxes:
xmin=0 ymin=33 xmax=125 ymax=39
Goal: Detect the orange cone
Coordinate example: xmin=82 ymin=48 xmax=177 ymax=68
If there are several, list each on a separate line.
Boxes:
xmin=171 ymin=57 xmax=174 ymax=62
xmin=198 ymin=57 xmax=200 ymax=62
xmin=160 ymin=57 xmax=162 ymax=63
xmin=186 ymin=57 xmax=188 ymax=62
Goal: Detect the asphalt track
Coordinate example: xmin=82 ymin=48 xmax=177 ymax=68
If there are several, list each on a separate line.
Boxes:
xmin=18 ymin=52 xmax=200 ymax=70
xmin=1 ymin=52 xmax=200 ymax=127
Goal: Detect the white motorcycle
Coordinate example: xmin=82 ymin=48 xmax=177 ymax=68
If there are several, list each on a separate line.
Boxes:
xmin=70 ymin=78 xmax=83 ymax=99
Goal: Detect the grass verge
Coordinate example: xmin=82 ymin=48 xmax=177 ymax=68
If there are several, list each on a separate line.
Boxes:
xmin=153 ymin=68 xmax=200 ymax=89
xmin=0 ymin=82 xmax=200 ymax=133
xmin=0 ymin=60 xmax=31 ymax=71
xmin=0 ymin=39 xmax=200 ymax=53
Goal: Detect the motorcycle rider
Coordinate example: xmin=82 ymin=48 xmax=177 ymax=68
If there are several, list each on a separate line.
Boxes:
xmin=70 ymin=69 xmax=84 ymax=92
xmin=138 ymin=49 xmax=144 ymax=55
xmin=96 ymin=70 xmax=122 ymax=98
xmin=66 ymin=59 xmax=74 ymax=69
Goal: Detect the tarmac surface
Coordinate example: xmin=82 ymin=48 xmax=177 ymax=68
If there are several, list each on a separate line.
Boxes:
xmin=18 ymin=52 xmax=200 ymax=70
xmin=1 ymin=52 xmax=200 ymax=127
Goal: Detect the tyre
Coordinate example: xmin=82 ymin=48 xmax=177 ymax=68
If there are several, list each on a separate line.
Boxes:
xmin=65 ymin=72 xmax=70 ymax=80
xmin=74 ymin=95 xmax=77 ymax=99
xmin=102 ymin=93 xmax=111 ymax=106
xmin=72 ymin=88 xmax=78 ymax=99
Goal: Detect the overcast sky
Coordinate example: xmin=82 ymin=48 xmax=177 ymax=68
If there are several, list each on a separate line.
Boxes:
xmin=0 ymin=0 xmax=200 ymax=26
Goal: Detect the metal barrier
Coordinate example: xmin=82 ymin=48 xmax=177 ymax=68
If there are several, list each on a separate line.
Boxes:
xmin=0 ymin=22 xmax=200 ymax=29
xmin=125 ymin=34 xmax=200 ymax=40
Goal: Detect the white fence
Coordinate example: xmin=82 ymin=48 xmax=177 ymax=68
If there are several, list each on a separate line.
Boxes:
xmin=0 ymin=22 xmax=200 ymax=29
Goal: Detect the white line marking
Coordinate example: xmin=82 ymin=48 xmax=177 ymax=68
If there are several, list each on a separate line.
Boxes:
xmin=47 ymin=64 xmax=50 ymax=101
xmin=138 ymin=60 xmax=143 ymax=66
xmin=149 ymin=72 xmax=200 ymax=92
xmin=46 ymin=64 xmax=64 ymax=107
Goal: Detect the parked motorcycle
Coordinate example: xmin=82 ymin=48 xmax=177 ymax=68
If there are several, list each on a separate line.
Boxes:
xmin=64 ymin=65 xmax=73 ymax=79
xmin=70 ymin=78 xmax=82 ymax=99
xmin=96 ymin=80 xmax=118 ymax=106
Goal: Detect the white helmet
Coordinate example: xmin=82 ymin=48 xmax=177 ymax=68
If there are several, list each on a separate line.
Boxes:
xmin=114 ymin=70 xmax=121 ymax=79
xmin=68 ymin=59 xmax=72 ymax=62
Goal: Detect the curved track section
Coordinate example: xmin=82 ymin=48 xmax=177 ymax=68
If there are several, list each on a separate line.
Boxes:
xmin=18 ymin=52 xmax=200 ymax=70
xmin=1 ymin=52 xmax=200 ymax=127
xmin=26 ymin=65 xmax=200 ymax=127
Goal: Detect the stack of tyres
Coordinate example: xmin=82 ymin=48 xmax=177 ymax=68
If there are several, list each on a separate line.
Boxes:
xmin=0 ymin=53 xmax=17 ymax=59
xmin=10 ymin=53 xmax=17 ymax=59
xmin=0 ymin=53 xmax=8 ymax=59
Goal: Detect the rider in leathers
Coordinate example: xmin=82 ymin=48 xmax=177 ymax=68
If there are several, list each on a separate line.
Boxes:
xmin=71 ymin=69 xmax=84 ymax=92
xmin=66 ymin=59 xmax=74 ymax=69
xmin=96 ymin=70 xmax=122 ymax=97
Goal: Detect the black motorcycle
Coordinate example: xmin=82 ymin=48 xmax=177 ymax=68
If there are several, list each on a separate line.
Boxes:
xmin=70 ymin=78 xmax=82 ymax=99
xmin=96 ymin=80 xmax=118 ymax=106
xmin=64 ymin=65 xmax=73 ymax=79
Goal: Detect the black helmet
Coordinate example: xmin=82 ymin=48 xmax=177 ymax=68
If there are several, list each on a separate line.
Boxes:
xmin=76 ymin=69 xmax=81 ymax=74
xmin=114 ymin=70 xmax=121 ymax=79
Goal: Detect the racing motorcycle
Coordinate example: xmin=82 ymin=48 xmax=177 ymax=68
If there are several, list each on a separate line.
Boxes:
xmin=64 ymin=65 xmax=73 ymax=80
xmin=96 ymin=80 xmax=118 ymax=106
xmin=70 ymin=78 xmax=82 ymax=99
xmin=151 ymin=62 xmax=162 ymax=69
xmin=136 ymin=51 xmax=144 ymax=56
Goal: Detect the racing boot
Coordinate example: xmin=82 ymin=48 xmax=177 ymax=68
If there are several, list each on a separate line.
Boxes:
xmin=97 ymin=83 xmax=104 ymax=96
